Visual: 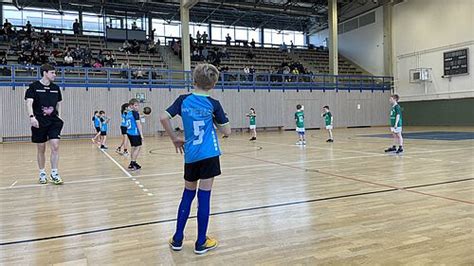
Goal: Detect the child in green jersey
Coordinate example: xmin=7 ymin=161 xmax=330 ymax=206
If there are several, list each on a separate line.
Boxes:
xmin=246 ymin=108 xmax=257 ymax=141
xmin=321 ymin=105 xmax=334 ymax=142
xmin=295 ymin=104 xmax=306 ymax=145
xmin=385 ymin=94 xmax=404 ymax=154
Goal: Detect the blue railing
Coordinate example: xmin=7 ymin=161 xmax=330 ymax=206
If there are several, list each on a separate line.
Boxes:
xmin=0 ymin=65 xmax=392 ymax=92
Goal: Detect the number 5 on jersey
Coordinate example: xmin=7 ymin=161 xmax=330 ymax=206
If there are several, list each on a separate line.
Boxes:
xmin=193 ymin=120 xmax=205 ymax=145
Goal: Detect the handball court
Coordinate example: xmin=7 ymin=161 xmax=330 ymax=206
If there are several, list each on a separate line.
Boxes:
xmin=0 ymin=126 xmax=473 ymax=265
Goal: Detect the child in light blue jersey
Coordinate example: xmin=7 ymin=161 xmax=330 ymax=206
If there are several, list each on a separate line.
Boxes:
xmin=160 ymin=63 xmax=231 ymax=255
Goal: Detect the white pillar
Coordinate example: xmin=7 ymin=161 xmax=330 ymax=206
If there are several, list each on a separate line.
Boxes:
xmin=180 ymin=1 xmax=191 ymax=72
xmin=328 ymin=0 xmax=338 ymax=75
xmin=383 ymin=3 xmax=393 ymax=76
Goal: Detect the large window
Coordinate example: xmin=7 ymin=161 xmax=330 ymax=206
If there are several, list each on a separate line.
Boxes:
xmin=83 ymin=12 xmax=104 ymax=36
xmin=2 ymin=5 xmax=79 ymax=33
xmin=152 ymin=19 xmax=181 ymax=44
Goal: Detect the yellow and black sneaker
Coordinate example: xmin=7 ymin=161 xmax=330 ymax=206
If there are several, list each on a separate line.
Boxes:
xmin=169 ymin=237 xmax=183 ymax=251
xmin=49 ymin=173 xmax=63 ymax=185
xmin=194 ymin=237 xmax=218 ymax=255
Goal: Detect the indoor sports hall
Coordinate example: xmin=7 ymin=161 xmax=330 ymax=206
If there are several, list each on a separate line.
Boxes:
xmin=0 ymin=0 xmax=473 ymax=264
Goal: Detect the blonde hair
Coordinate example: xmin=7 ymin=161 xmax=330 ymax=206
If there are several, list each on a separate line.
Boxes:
xmin=193 ymin=63 xmax=219 ymax=90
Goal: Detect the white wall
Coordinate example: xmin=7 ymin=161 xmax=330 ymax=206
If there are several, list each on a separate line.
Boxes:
xmin=309 ymin=7 xmax=385 ymax=76
xmin=393 ymin=0 xmax=474 ymax=101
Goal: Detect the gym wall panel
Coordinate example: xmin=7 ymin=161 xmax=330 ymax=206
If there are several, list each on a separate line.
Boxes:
xmin=1 ymin=87 xmax=391 ymax=141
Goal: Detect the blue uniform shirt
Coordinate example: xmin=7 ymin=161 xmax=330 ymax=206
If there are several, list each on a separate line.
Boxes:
xmin=120 ymin=112 xmax=127 ymax=127
xmin=166 ymin=93 xmax=229 ymax=164
xmin=93 ymin=116 xmax=100 ymax=127
xmin=126 ymin=111 xmax=140 ymax=136
xmin=100 ymin=117 xmax=108 ymax=132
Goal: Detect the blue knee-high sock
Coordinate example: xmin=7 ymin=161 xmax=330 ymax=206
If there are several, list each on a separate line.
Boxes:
xmin=173 ymin=188 xmax=196 ymax=242
xmin=197 ymin=189 xmax=212 ymax=246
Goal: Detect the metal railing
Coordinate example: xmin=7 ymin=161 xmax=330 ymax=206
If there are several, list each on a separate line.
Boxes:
xmin=0 ymin=65 xmax=392 ymax=92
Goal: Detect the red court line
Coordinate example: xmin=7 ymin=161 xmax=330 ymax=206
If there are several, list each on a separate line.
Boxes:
xmin=228 ymin=153 xmax=474 ymax=205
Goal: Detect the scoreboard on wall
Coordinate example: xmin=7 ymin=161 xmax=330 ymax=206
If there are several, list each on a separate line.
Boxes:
xmin=443 ymin=48 xmax=469 ymax=77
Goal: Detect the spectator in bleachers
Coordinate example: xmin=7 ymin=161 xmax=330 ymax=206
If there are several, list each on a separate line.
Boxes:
xmin=280 ymin=42 xmax=288 ymax=53
xmin=31 ymin=51 xmax=43 ymax=65
xmin=82 ymin=57 xmax=92 ymax=68
xmin=3 ymin=19 xmax=12 ymax=36
xmin=131 ymin=22 xmax=138 ymax=30
xmin=191 ymin=48 xmax=200 ymax=61
xmin=250 ymin=38 xmax=256 ymax=48
xmin=93 ymin=59 xmax=103 ymax=68
xmin=196 ymin=31 xmax=202 ymax=45
xmin=120 ymin=62 xmax=129 ymax=78
xmin=104 ymin=52 xmax=115 ymax=67
xmin=243 ymin=66 xmax=251 ymax=81
xmin=44 ymin=31 xmax=52 ymax=46
xmin=96 ymin=49 xmax=105 ymax=64
xmin=202 ymin=31 xmax=208 ymax=44
xmin=249 ymin=65 xmax=256 ymax=81
xmin=64 ymin=53 xmax=74 ymax=67
xmin=52 ymin=35 xmax=60 ymax=48
xmin=225 ymin=33 xmax=232 ymax=46
xmin=73 ymin=19 xmax=81 ymax=35
xmin=17 ymin=52 xmax=29 ymax=65
xmin=218 ymin=47 xmax=230 ymax=60
xmin=290 ymin=40 xmax=294 ymax=52
xmin=246 ymin=49 xmax=255 ymax=60
xmin=121 ymin=40 xmax=132 ymax=54
xmin=1 ymin=56 xmax=10 ymax=76
xmin=0 ymin=27 xmax=6 ymax=41
xmin=147 ymin=41 xmax=157 ymax=55
xmin=133 ymin=68 xmax=145 ymax=79
xmin=20 ymin=38 xmax=31 ymax=51
xmin=130 ymin=39 xmax=140 ymax=54
xmin=201 ymin=46 xmax=209 ymax=61
xmin=157 ymin=39 xmax=161 ymax=46
xmin=26 ymin=21 xmax=32 ymax=36
xmin=48 ymin=53 xmax=57 ymax=66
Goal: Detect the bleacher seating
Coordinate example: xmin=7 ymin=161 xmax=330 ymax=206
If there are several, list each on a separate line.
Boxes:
xmin=1 ymin=33 xmax=167 ymax=70
xmin=187 ymin=44 xmax=365 ymax=75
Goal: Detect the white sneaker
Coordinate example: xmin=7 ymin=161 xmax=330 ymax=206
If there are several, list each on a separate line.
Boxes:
xmin=296 ymin=141 xmax=302 ymax=145
xmin=302 ymin=141 xmax=306 ymax=145
xmin=39 ymin=172 xmax=48 ymax=184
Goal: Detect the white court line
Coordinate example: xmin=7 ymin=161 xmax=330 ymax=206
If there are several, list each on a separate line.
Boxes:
xmin=99 ymin=149 xmax=132 ymax=178
xmin=0 ymin=154 xmax=384 ymax=190
xmin=2 ymin=144 xmax=470 ymax=191
xmin=256 ymin=140 xmax=473 ymax=157
xmin=9 ymin=181 xmax=17 ymax=188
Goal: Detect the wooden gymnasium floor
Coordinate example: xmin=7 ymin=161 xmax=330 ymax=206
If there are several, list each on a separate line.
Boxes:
xmin=0 ymin=126 xmax=473 ymax=265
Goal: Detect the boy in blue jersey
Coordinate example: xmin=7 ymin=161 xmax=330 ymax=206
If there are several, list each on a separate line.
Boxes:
xmin=126 ymin=98 xmax=144 ymax=170
xmin=160 ymin=63 xmax=231 ymax=255
xmin=116 ymin=103 xmax=130 ymax=156
xmin=98 ymin=110 xmax=110 ymax=149
xmin=91 ymin=110 xmax=101 ymax=144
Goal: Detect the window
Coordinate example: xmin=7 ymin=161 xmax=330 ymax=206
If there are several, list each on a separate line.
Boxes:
xmin=234 ymin=26 xmax=247 ymax=41
xmin=164 ymin=21 xmax=181 ymax=38
xmin=83 ymin=12 xmax=104 ymax=35
xmin=248 ymin=28 xmax=260 ymax=44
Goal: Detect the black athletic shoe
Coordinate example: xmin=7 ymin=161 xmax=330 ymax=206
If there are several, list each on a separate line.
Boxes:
xmin=133 ymin=162 xmax=142 ymax=170
xmin=384 ymin=146 xmax=397 ymax=153
xmin=128 ymin=163 xmax=135 ymax=170
xmin=249 ymin=137 xmax=256 ymax=141
xmin=396 ymin=147 xmax=404 ymax=154
xmin=326 ymin=139 xmax=334 ymax=143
